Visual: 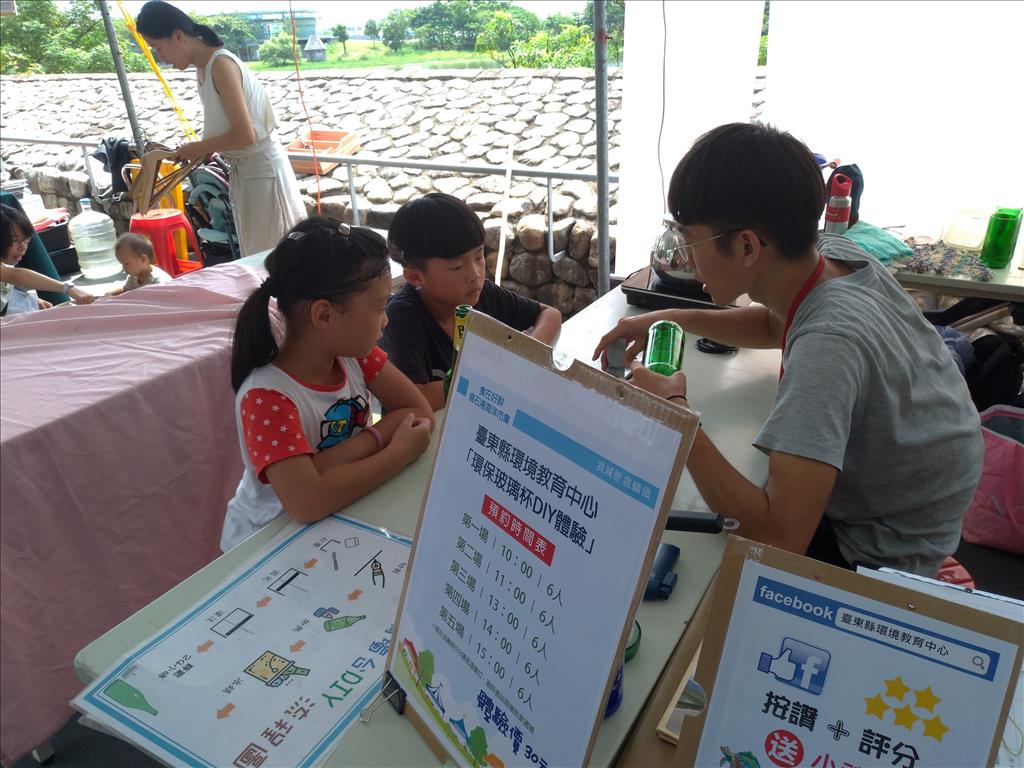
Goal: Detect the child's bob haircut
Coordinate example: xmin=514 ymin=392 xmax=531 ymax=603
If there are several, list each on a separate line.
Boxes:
xmin=116 ymin=232 xmax=156 ymax=262
xmin=386 ymin=193 xmax=485 ymax=271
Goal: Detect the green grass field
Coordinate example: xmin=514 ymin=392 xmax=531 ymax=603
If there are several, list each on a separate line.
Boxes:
xmin=250 ymin=39 xmax=502 ymax=72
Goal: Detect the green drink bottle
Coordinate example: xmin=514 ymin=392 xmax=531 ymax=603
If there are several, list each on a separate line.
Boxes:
xmin=443 ymin=305 xmax=472 ymax=401
xmin=644 ymin=320 xmax=684 ymax=376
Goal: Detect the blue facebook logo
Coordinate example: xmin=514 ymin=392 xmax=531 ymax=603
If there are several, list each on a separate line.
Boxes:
xmin=757 ymin=638 xmax=831 ymax=695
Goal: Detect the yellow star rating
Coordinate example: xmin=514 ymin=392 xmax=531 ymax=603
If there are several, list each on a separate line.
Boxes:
xmin=914 ymin=686 xmax=941 ymax=712
xmin=922 ymin=714 xmax=950 ymax=742
xmin=884 ymin=676 xmax=911 ymax=701
xmin=864 ymin=693 xmax=890 ymax=719
xmin=892 ymin=704 xmax=919 ymax=730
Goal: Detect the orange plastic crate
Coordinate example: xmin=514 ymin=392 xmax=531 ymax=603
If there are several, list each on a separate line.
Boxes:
xmin=287 ymin=130 xmax=361 ymax=176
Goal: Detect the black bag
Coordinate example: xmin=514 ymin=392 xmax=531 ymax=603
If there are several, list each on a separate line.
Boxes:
xmin=966 ymin=334 xmax=1024 ymax=411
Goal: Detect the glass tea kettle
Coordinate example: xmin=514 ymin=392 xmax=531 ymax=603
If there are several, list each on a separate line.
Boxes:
xmin=650 ymin=215 xmax=701 ymax=289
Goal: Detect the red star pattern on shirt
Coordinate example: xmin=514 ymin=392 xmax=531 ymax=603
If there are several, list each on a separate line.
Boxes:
xmin=357 ymin=347 xmax=388 ymax=384
xmin=240 ymin=389 xmax=312 ymax=482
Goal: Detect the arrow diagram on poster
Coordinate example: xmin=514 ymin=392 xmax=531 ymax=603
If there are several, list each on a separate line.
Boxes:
xmin=256 ymin=597 xmax=271 ymax=608
xmin=197 ymin=640 xmax=214 ymax=653
xmin=290 ymin=640 xmax=306 ymax=652
xmin=348 ymin=589 xmax=362 ymax=601
xmin=216 ymin=704 xmax=234 ymax=719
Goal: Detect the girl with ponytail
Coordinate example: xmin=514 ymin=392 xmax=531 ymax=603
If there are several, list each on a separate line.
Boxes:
xmin=221 ymin=217 xmax=434 ymax=551
xmin=136 ymin=1 xmax=306 ymax=257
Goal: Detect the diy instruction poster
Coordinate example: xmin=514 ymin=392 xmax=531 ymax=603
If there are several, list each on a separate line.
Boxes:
xmin=388 ymin=315 xmax=697 ymax=768
xmin=73 ymin=515 xmax=410 ymax=767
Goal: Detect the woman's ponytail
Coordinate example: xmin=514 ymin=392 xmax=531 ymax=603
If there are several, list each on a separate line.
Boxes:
xmin=231 ymin=283 xmax=277 ymax=392
xmin=192 ymin=23 xmax=224 ymax=47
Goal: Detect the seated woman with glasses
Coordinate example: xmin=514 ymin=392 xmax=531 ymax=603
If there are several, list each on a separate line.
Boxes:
xmin=594 ymin=123 xmax=983 ymax=577
xmin=1 ymin=204 xmax=94 ymax=315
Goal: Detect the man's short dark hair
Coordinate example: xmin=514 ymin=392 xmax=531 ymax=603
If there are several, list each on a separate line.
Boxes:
xmin=667 ymin=123 xmax=825 ymax=258
xmin=387 ymin=193 xmax=485 ymax=270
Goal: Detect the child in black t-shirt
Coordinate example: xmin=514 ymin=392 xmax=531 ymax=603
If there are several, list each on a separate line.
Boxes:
xmin=381 ymin=193 xmax=562 ymax=410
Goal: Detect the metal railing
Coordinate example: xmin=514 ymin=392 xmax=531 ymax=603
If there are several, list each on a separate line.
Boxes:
xmin=2 ymin=135 xmax=619 ymax=265
xmin=2 ymin=136 xmax=102 ymax=204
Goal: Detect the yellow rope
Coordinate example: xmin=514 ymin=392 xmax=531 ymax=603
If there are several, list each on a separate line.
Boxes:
xmin=115 ymin=0 xmax=199 ymax=143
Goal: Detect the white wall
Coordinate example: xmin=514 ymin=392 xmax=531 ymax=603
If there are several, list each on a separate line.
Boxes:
xmin=618 ymin=0 xmax=1024 ymax=269
xmin=617 ymin=0 xmax=765 ymax=275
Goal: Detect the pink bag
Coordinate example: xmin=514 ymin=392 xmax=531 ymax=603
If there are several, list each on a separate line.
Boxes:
xmin=961 ymin=405 xmax=1024 ymax=555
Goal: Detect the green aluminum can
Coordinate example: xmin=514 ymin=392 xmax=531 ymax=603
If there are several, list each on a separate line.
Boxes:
xmin=644 ymin=320 xmax=684 ymax=376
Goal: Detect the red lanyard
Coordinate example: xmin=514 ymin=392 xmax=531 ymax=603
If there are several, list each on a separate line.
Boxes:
xmin=780 ymin=254 xmax=826 ymax=380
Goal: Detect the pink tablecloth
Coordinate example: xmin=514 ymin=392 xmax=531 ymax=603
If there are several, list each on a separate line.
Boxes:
xmin=0 ymin=263 xmax=266 ymax=766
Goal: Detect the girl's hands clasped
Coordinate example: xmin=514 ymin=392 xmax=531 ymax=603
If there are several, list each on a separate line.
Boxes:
xmin=388 ymin=412 xmax=432 ymax=465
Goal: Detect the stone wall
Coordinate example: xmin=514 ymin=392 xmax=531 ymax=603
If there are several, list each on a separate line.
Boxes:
xmin=2 ymin=67 xmax=765 ymax=314
xmin=0 ymin=68 xmax=632 ymax=316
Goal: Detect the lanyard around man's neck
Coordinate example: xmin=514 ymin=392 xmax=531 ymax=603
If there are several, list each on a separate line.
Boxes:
xmin=780 ymin=253 xmax=826 ymax=380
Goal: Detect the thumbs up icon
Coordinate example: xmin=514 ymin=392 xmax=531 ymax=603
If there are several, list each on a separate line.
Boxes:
xmin=758 ymin=647 xmax=797 ymax=681
xmin=757 ymin=638 xmax=831 ymax=695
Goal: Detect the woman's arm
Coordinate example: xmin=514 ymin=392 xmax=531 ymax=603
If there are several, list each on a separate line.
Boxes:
xmin=0 ymin=264 xmax=94 ymax=304
xmin=177 ymin=55 xmax=256 ymax=161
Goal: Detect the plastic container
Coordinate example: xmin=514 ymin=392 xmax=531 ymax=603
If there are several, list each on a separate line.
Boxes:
xmin=68 ymin=198 xmax=120 ymax=279
xmin=943 ymin=209 xmax=989 ymax=251
xmin=287 ymin=130 xmax=361 ymax=176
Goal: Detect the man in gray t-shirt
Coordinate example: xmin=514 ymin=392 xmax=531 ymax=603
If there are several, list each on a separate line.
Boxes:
xmin=596 ymin=123 xmax=983 ymax=576
xmin=752 ymin=235 xmax=982 ymax=574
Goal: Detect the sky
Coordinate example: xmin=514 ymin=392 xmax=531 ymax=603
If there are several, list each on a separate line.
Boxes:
xmin=103 ymin=1 xmax=590 ymax=28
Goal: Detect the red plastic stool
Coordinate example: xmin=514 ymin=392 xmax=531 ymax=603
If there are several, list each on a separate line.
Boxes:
xmin=936 ymin=556 xmax=975 ymax=589
xmin=129 ymin=208 xmax=203 ymax=278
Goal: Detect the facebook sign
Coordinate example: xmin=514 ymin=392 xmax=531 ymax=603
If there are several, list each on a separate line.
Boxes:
xmin=757 ymin=638 xmax=831 ymax=695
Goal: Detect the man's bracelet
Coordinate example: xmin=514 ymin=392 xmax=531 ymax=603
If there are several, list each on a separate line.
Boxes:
xmin=62 ymin=280 xmax=77 ymax=294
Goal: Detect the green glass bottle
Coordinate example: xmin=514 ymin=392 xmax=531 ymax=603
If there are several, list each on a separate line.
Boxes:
xmin=443 ymin=305 xmax=472 ymax=401
xmin=644 ymin=320 xmax=685 ymax=376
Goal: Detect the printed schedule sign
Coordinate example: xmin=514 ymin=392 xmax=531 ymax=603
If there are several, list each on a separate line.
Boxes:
xmin=388 ymin=314 xmax=698 ymax=768
xmin=679 ymin=538 xmax=1024 ymax=768
xmin=73 ymin=516 xmax=411 ymax=768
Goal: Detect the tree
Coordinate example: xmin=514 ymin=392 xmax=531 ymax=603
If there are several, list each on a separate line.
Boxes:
xmin=192 ymin=13 xmax=261 ymax=60
xmin=467 ymin=727 xmax=489 ymax=766
xmin=1 ymin=0 xmax=147 ymax=74
xmin=258 ymin=32 xmax=295 ymax=66
xmin=517 ymin=24 xmax=594 ymax=68
xmin=582 ymin=0 xmax=625 ymax=63
xmin=475 ymin=10 xmax=531 ymax=67
xmin=417 ymin=650 xmax=434 ymax=687
xmin=331 ymin=24 xmax=349 ymax=55
xmin=543 ymin=13 xmax=576 ymax=36
xmin=380 ymin=10 xmax=411 ymax=52
xmin=363 ymin=19 xmax=380 ymax=48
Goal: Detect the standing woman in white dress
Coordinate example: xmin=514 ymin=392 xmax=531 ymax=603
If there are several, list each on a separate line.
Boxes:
xmin=136 ymin=1 xmax=306 ymax=256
